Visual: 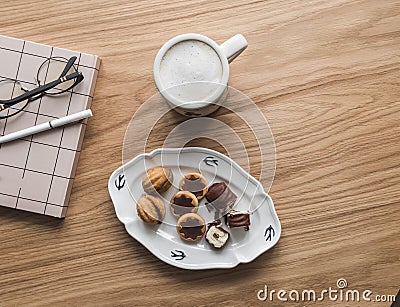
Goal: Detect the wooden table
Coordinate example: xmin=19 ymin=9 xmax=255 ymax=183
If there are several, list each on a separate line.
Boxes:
xmin=1 ymin=0 xmax=399 ymax=306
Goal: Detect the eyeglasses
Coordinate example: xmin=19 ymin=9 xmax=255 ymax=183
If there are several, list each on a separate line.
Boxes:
xmin=0 ymin=56 xmax=84 ymax=119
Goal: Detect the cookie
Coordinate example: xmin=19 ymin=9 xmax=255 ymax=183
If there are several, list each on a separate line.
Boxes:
xmin=176 ymin=213 xmax=206 ymax=242
xmin=179 ymin=172 xmax=208 ymax=200
xmin=136 ymin=194 xmax=166 ymax=224
xmin=225 ymin=209 xmax=250 ymax=231
xmin=206 ymin=220 xmax=230 ymax=249
xmin=142 ymin=167 xmax=173 ymax=194
xmin=170 ymin=191 xmax=199 ymax=217
xmin=205 ymin=182 xmax=237 ymax=213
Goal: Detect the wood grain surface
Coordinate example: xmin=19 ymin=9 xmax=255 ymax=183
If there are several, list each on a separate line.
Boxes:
xmin=1 ymin=0 xmax=399 ymax=306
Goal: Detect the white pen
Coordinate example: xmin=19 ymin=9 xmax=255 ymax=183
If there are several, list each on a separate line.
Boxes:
xmin=0 ymin=109 xmax=93 ymax=144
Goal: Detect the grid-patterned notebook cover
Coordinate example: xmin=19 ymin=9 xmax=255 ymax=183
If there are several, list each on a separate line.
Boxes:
xmin=0 ymin=35 xmax=100 ymax=218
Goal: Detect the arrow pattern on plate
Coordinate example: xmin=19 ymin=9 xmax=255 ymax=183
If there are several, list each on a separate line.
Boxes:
xmin=203 ymin=156 xmax=219 ymax=167
xmin=115 ymin=174 xmax=126 ymax=191
xmin=109 ymin=148 xmax=281 ymax=269
xmin=264 ymin=225 xmax=275 ymax=242
xmin=170 ymin=249 xmax=186 ymax=261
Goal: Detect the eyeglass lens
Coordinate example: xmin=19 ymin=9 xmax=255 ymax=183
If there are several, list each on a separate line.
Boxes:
xmin=37 ymin=57 xmax=78 ymax=95
xmin=0 ymin=57 xmax=79 ymax=119
xmin=0 ymin=80 xmax=29 ymax=119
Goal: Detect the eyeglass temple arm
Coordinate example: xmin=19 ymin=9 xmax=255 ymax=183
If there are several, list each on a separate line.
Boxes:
xmin=0 ymin=71 xmax=82 ymax=109
xmin=59 ymin=56 xmax=77 ymax=78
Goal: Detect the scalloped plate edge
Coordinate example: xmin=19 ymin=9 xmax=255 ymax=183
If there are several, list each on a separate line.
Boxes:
xmin=108 ymin=147 xmax=281 ymax=270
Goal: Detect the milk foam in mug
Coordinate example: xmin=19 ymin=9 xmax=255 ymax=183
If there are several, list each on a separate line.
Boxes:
xmin=154 ymin=33 xmax=248 ymax=116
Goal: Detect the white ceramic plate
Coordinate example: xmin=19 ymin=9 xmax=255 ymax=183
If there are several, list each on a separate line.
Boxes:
xmin=108 ymin=147 xmax=281 ymax=270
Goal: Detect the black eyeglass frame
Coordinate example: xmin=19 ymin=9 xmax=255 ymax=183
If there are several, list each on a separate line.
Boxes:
xmin=0 ymin=56 xmax=84 ymax=115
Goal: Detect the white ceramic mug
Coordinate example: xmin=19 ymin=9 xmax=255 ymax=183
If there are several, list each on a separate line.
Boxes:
xmin=153 ymin=33 xmax=248 ymax=116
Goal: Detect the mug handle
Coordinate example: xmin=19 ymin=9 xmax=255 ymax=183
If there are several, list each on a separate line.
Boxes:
xmin=219 ymin=34 xmax=248 ymax=63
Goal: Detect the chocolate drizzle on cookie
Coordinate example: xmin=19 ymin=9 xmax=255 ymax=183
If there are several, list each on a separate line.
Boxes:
xmin=176 ymin=213 xmax=206 ymax=241
xmin=172 ymin=194 xmax=196 ymax=216
xmin=170 ymin=191 xmax=198 ymax=217
xmin=179 ymin=218 xmax=205 ymax=240
xmin=181 ymin=175 xmax=206 ymax=198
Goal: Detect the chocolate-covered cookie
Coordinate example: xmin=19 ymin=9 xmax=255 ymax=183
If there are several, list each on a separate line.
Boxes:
xmin=176 ymin=213 xmax=206 ymax=242
xmin=205 ymin=182 xmax=237 ymax=212
xmin=206 ymin=221 xmax=230 ymax=249
xmin=170 ymin=191 xmax=199 ymax=218
xmin=136 ymin=194 xmax=166 ymax=224
xmin=179 ymin=172 xmax=208 ymax=200
xmin=225 ymin=209 xmax=250 ymax=231
xmin=142 ymin=167 xmax=173 ymax=194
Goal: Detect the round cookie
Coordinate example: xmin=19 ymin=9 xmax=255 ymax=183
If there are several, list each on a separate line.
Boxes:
xmin=136 ymin=194 xmax=166 ymax=224
xmin=142 ymin=167 xmax=173 ymax=194
xmin=170 ymin=191 xmax=199 ymax=218
xmin=179 ymin=172 xmax=208 ymax=200
xmin=176 ymin=213 xmax=206 ymax=242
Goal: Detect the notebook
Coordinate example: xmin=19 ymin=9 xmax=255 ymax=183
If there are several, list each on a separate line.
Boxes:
xmin=0 ymin=35 xmax=100 ymax=218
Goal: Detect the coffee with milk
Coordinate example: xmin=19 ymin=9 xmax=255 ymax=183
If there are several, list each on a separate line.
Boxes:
xmin=154 ymin=34 xmax=248 ymax=116
xmin=159 ymin=40 xmax=223 ymax=103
